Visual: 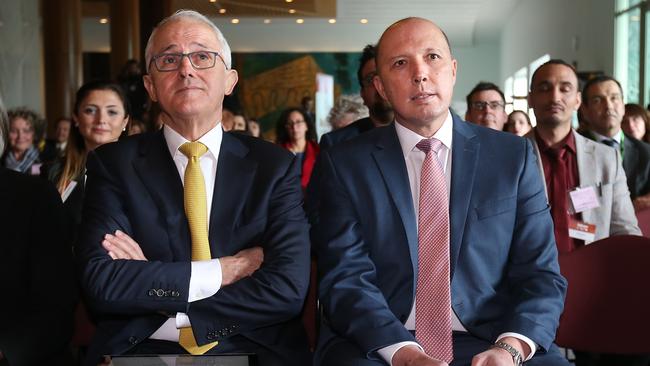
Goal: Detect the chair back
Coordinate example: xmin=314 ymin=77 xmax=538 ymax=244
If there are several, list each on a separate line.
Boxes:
xmin=637 ymin=208 xmax=650 ymax=237
xmin=555 ymin=235 xmax=650 ymax=353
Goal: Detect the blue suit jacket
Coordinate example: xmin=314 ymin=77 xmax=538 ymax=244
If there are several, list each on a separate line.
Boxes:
xmin=76 ymin=130 xmax=311 ymax=365
xmin=314 ymin=114 xmax=567 ymax=362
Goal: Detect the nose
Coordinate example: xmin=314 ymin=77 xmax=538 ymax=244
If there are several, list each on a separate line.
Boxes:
xmin=412 ymin=60 xmax=428 ymax=84
xmin=178 ymin=55 xmax=195 ymax=77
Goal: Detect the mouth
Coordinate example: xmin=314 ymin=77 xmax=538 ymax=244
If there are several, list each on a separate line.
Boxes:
xmin=410 ymin=92 xmax=435 ymax=102
xmin=177 ymin=86 xmax=202 ymax=93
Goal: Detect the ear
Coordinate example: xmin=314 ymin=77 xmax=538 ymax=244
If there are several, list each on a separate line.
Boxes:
xmin=72 ymin=114 xmax=79 ymax=127
xmin=450 ymin=58 xmax=458 ymax=86
xmin=224 ymin=69 xmax=239 ymax=96
xmin=373 ymin=74 xmax=389 ymax=103
xmin=575 ymin=91 xmax=582 ymax=111
xmin=143 ymin=74 xmax=158 ymax=102
xmin=122 ymin=115 xmax=130 ymax=131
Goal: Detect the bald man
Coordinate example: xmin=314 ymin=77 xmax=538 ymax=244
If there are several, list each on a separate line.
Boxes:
xmin=314 ymin=17 xmax=569 ymax=366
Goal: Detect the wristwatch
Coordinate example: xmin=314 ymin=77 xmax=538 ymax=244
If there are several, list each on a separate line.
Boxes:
xmin=491 ymin=340 xmax=523 ymax=366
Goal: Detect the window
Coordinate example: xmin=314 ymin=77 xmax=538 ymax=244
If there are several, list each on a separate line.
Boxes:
xmin=615 ymin=0 xmax=647 ymax=105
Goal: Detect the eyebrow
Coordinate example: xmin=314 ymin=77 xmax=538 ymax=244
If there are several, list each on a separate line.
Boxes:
xmin=156 ymin=42 xmax=211 ymax=54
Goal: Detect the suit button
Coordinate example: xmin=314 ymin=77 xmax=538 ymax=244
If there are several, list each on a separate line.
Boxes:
xmin=156 ymin=289 xmax=164 ymax=297
xmin=172 ymin=291 xmax=180 ymax=297
xmin=128 ymin=336 xmax=138 ymax=345
xmin=148 ymin=289 xmax=155 ymax=296
xmin=206 ymin=333 xmax=214 ymax=340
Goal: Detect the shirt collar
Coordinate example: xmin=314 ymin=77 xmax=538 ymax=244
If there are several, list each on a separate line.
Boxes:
xmin=163 ymin=122 xmax=223 ymax=158
xmin=534 ymin=128 xmax=577 ymax=154
xmin=590 ymin=129 xmax=622 ymax=144
xmin=395 ymin=110 xmax=453 ymax=158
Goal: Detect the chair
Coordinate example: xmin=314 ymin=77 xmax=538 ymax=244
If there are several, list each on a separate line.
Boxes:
xmin=555 ymin=235 xmax=650 ymax=354
xmin=637 ymin=208 xmax=650 ymax=237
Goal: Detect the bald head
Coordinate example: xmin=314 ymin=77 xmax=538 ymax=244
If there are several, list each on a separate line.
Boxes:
xmin=372 ymin=17 xmax=457 ymax=136
xmin=376 ymin=17 xmax=452 ymax=64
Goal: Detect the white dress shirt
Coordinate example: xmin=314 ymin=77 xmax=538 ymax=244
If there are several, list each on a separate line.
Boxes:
xmin=377 ymin=112 xmax=536 ymax=364
xmin=149 ymin=123 xmax=225 ymax=341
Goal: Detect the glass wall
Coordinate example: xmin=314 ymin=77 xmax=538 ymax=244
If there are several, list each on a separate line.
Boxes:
xmin=615 ymin=0 xmax=646 ymax=105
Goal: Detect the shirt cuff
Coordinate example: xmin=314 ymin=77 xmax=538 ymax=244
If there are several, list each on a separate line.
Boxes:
xmin=376 ymin=341 xmax=423 ymax=366
xmin=176 ymin=313 xmax=191 ymax=329
xmin=188 ymin=258 xmax=222 ymax=302
xmin=497 ymin=332 xmax=537 ymax=361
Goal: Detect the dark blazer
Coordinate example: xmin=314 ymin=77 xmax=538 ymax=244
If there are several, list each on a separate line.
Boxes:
xmin=314 ymin=115 xmax=567 ymax=363
xmin=622 ymin=134 xmax=650 ymax=199
xmin=319 ymin=117 xmax=375 ymax=150
xmin=0 ymin=168 xmax=76 ymax=366
xmin=306 ymin=117 xmax=378 ymax=227
xmin=76 ymin=130 xmax=311 ymax=365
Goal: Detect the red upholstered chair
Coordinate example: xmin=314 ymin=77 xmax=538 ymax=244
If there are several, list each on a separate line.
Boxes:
xmin=637 ymin=208 xmax=650 ymax=237
xmin=555 ymin=235 xmax=650 ymax=353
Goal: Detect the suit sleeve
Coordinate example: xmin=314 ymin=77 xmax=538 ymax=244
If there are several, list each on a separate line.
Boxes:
xmin=315 ymin=150 xmax=415 ymax=357
xmin=500 ymin=139 xmax=568 ymax=352
xmin=186 ymin=155 xmax=310 ymax=345
xmin=609 ymin=148 xmax=641 ymax=236
xmin=76 ymin=150 xmax=191 ymax=315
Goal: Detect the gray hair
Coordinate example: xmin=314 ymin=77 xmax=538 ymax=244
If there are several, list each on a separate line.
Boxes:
xmin=327 ymin=95 xmax=369 ymax=129
xmin=0 ymin=94 xmax=7 ymax=156
xmin=144 ymin=9 xmax=233 ymax=72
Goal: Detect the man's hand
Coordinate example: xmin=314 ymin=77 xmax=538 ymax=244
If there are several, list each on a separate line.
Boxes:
xmin=392 ymin=345 xmax=449 ymax=366
xmin=472 ymin=337 xmax=530 ymax=366
xmin=220 ymin=246 xmax=264 ymax=286
xmin=102 ymin=230 xmax=147 ymax=260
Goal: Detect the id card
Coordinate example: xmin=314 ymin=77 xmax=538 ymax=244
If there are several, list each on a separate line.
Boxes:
xmin=568 ymin=186 xmax=600 ymax=213
xmin=568 ymin=218 xmax=596 ymax=243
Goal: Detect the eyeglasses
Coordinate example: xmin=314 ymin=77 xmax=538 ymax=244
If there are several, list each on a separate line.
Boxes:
xmin=469 ymin=101 xmax=505 ymax=111
xmin=149 ymin=51 xmax=227 ymax=72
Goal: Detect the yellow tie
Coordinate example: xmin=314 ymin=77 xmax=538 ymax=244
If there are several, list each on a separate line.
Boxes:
xmin=177 ymin=141 xmax=218 ymax=354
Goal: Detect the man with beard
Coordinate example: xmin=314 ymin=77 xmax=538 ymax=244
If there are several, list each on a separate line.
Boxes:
xmin=465 ymin=82 xmax=508 ymax=131
xmin=581 ymin=75 xmax=650 ymax=211
xmin=526 ymin=60 xmax=640 ymax=256
xmin=319 ymin=44 xmax=394 ymax=149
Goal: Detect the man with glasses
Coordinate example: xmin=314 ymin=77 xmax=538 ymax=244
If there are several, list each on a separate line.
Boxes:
xmin=76 ymin=10 xmax=311 ymax=366
xmin=465 ymin=82 xmax=508 ymax=131
xmin=580 ymin=75 xmax=650 ymax=212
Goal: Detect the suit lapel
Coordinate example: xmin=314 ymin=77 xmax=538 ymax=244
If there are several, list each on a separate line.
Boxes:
xmin=372 ymin=126 xmax=419 ymax=283
xmin=133 ymin=131 xmax=191 ymax=261
xmin=208 ymin=133 xmax=256 ymax=257
xmin=449 ymin=117 xmax=479 ymax=276
xmin=575 ymin=131 xmax=597 ymax=224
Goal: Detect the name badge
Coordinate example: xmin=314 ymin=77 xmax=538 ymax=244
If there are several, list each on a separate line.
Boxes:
xmin=568 ymin=218 xmax=597 ymax=243
xmin=568 ymin=186 xmax=600 ymax=213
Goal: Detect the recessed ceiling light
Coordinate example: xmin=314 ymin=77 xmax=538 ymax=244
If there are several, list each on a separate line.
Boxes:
xmin=209 ymin=0 xmax=217 ymax=2
xmin=286 ymin=0 xmax=293 ymax=2
xmin=264 ymin=19 xmax=271 ymax=24
xmin=99 ymin=18 xmax=109 ymax=24
xmin=289 ymin=9 xmax=296 ymax=14
xmin=219 ymin=8 xmax=226 ymax=14
xmin=328 ymin=18 xmax=336 ymax=24
xmin=296 ymin=19 xmax=304 ymax=24
xmin=360 ymin=18 xmax=368 ymax=24
xmin=231 ymin=18 xmax=240 ymax=24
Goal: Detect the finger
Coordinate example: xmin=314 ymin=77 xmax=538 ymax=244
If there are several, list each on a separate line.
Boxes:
xmin=105 ymin=235 xmax=136 ymax=259
xmin=115 ymin=230 xmax=147 ymax=260
xmin=108 ymin=251 xmax=117 ymax=260
xmin=103 ymin=236 xmax=131 ymax=259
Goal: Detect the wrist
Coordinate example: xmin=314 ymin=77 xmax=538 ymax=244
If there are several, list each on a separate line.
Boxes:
xmin=491 ymin=340 xmax=523 ymax=366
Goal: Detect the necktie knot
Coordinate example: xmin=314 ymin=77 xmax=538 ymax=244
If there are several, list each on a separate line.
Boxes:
xmin=602 ymin=138 xmax=618 ymax=147
xmin=179 ymin=141 xmax=208 ymax=160
xmin=416 ymin=138 xmax=443 ymax=154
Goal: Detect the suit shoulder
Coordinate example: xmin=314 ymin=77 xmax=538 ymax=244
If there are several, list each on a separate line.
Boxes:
xmin=0 ymin=168 xmax=60 ymax=205
xmin=228 ymin=132 xmax=295 ymax=163
xmin=93 ymin=131 xmax=149 ymax=160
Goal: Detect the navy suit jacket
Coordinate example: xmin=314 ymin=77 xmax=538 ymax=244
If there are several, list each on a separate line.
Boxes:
xmin=76 ymin=130 xmax=310 ymax=365
xmin=314 ymin=114 xmax=567 ymax=362
xmin=622 ymin=134 xmax=650 ymax=199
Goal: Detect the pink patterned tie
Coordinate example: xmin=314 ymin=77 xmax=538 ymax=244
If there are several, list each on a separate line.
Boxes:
xmin=415 ymin=138 xmax=453 ymax=363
